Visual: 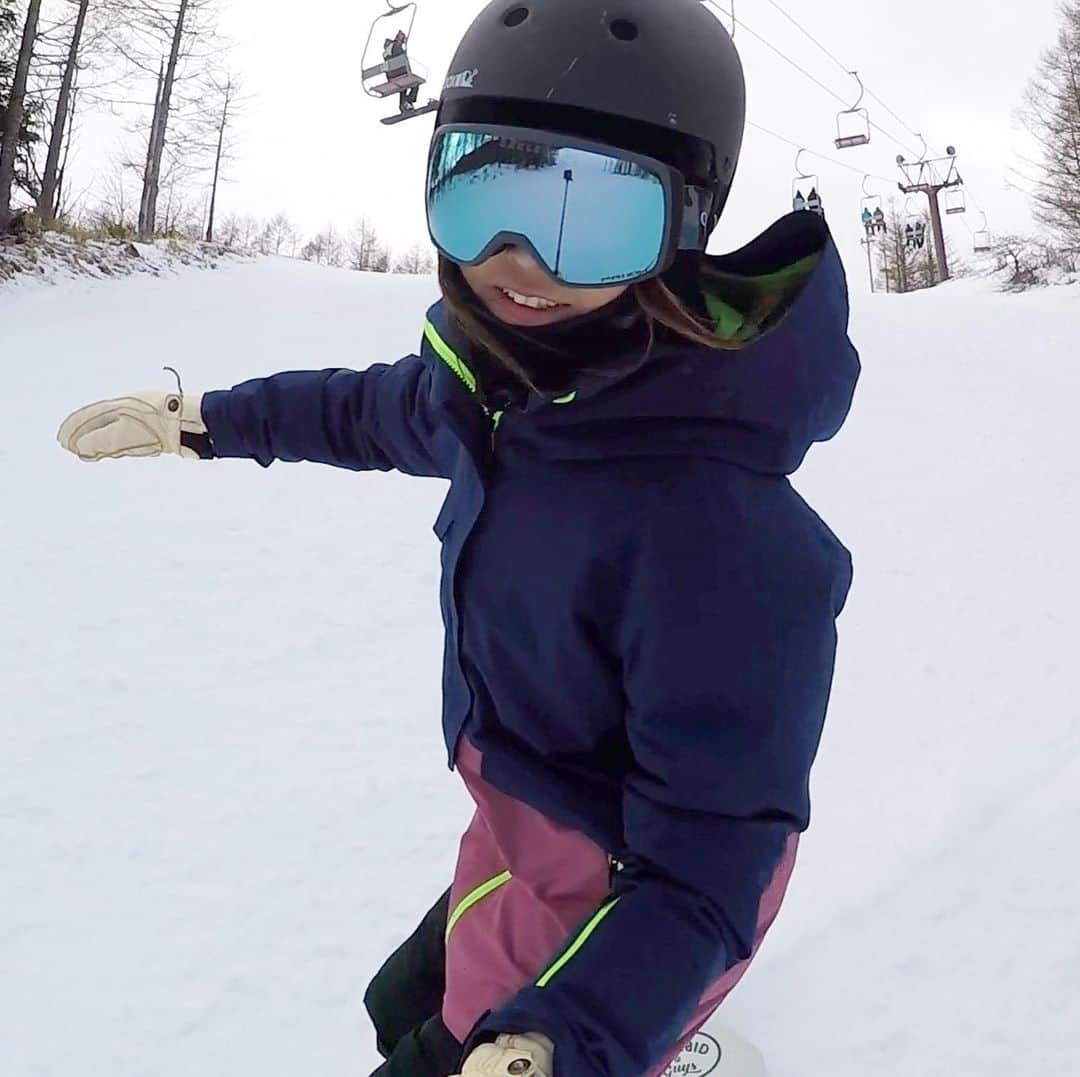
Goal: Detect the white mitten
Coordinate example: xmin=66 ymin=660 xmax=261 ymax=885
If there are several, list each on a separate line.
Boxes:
xmin=456 ymin=1032 xmax=554 ymax=1077
xmin=57 ymin=392 xmax=208 ymax=461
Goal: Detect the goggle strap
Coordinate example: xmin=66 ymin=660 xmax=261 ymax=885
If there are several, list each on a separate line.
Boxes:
xmin=679 ymin=186 xmax=713 ymax=251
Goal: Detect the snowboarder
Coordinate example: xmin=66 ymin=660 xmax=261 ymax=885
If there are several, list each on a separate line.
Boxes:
xmin=56 ymin=2 xmax=859 ymax=1075
xmin=384 ymin=29 xmax=407 ymax=62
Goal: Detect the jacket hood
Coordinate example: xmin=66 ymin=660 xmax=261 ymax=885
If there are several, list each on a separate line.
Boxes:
xmin=423 ymin=212 xmax=861 ymax=476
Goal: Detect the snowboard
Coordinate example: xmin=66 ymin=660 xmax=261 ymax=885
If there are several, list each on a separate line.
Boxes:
xmin=662 ymin=1024 xmax=768 ymax=1077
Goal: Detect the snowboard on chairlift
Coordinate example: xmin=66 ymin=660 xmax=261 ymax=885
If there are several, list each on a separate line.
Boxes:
xmin=381 ymin=101 xmax=439 ymax=125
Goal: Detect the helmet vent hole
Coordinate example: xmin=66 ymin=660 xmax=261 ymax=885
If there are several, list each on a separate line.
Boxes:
xmin=610 ymin=18 xmax=638 ymax=41
xmin=503 ymin=6 xmax=530 ymax=27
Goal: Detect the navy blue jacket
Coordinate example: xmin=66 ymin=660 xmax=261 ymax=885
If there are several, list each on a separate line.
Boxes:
xmin=200 ymin=213 xmax=860 ymax=1076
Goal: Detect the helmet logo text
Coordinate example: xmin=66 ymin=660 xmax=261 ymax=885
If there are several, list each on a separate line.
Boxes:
xmin=445 ymin=68 xmax=479 ymax=90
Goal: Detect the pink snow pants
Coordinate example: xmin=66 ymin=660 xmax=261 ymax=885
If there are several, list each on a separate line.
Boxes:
xmin=442 ymin=738 xmax=799 ymax=1076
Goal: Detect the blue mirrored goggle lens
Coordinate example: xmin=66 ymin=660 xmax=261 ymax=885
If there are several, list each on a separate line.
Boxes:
xmin=427 ymin=129 xmax=669 ymax=286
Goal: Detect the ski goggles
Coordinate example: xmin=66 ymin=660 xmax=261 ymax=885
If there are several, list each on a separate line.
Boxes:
xmin=426 ymin=124 xmax=713 ymax=288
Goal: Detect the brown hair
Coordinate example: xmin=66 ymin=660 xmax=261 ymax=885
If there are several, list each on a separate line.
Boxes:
xmin=438 ymin=258 xmax=744 ymax=393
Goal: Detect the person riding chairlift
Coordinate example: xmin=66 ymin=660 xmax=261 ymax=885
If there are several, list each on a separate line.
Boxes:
xmin=384 ymin=30 xmax=407 ymax=62
xmin=382 ymin=30 xmax=420 ymax=107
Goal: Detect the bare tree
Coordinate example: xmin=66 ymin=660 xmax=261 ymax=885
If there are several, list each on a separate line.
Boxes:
xmin=263 ymin=211 xmax=297 ymax=255
xmin=993 ymin=233 xmax=1043 ymax=289
xmin=393 ymin=239 xmax=434 ymax=275
xmin=214 ymin=210 xmax=259 ymax=249
xmin=203 ymin=68 xmax=236 ymax=241
xmin=137 ymin=0 xmax=188 ymax=236
xmin=157 ymin=152 xmax=201 ymax=236
xmin=348 ymin=214 xmax=389 ymax=271
xmin=35 ymin=0 xmax=89 ymax=221
xmin=0 ymin=0 xmax=43 ymax=229
xmin=214 ymin=208 xmax=241 ymax=246
xmin=992 ymin=231 xmax=1078 ymax=289
xmin=89 ymin=166 xmax=136 ymax=234
xmin=115 ymin=0 xmax=223 ymax=239
xmin=300 ymin=232 xmax=326 ymax=265
xmin=1020 ymin=0 xmax=1080 ymax=247
xmin=301 ymin=224 xmax=345 ymax=267
xmin=874 ymin=200 xmax=937 ymax=294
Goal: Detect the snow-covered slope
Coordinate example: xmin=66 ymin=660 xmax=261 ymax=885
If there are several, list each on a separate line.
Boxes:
xmin=0 ymin=231 xmax=244 ymax=288
xmin=2 ymin=258 xmax=1077 ymax=1077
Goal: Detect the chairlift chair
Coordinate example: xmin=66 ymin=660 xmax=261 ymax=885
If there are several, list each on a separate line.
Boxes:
xmin=973 ymin=211 xmax=991 ymax=252
xmin=792 ymin=178 xmax=822 ymax=215
xmin=792 ymin=149 xmax=824 ymax=217
xmin=903 ymin=200 xmax=926 ymax=250
xmin=361 ymin=2 xmax=440 ymax=125
xmin=835 ymin=72 xmax=871 ymax=149
xmin=905 ymin=224 xmax=928 ymax=251
xmin=944 ymin=185 xmax=967 ymax=215
xmin=860 ymin=175 xmax=886 ymax=235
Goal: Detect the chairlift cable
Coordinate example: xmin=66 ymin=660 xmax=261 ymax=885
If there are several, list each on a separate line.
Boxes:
xmin=863 ymin=87 xmax=925 ymax=145
xmin=704 ymin=3 xmax=848 ymax=106
xmin=756 ymin=0 xmax=930 ymax=147
xmin=757 ymin=0 xmax=850 ymax=76
xmin=704 ymin=2 xmax=922 ymax=158
xmin=747 ymin=119 xmax=895 ymax=184
xmin=708 ymin=2 xmax=992 ymax=235
xmin=712 ymin=0 xmax=993 ymax=228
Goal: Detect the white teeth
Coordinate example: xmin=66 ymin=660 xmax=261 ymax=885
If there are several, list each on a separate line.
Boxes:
xmin=501 ymin=288 xmax=560 ymax=310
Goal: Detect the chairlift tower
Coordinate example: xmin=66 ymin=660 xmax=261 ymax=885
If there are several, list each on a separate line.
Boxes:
xmin=897 ymin=140 xmax=963 ymax=283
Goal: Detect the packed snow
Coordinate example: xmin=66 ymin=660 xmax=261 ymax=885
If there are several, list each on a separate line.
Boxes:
xmin=2 ymin=257 xmax=1077 ymax=1077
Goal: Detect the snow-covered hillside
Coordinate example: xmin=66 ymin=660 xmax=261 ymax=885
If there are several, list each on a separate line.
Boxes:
xmin=2 ymin=258 xmax=1077 ymax=1077
xmin=0 ymin=231 xmax=244 ymax=288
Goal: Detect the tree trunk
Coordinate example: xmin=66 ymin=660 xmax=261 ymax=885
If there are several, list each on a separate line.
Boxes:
xmin=138 ymin=61 xmax=165 ymax=238
xmin=36 ymin=0 xmax=89 ymax=222
xmin=0 ymin=0 xmax=43 ymax=230
xmin=54 ymin=82 xmax=79 ymax=216
xmin=205 ymin=78 xmax=231 ymax=243
xmin=138 ymin=0 xmax=190 ymax=239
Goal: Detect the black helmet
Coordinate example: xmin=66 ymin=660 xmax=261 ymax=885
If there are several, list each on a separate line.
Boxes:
xmin=437 ymin=0 xmax=746 ymax=228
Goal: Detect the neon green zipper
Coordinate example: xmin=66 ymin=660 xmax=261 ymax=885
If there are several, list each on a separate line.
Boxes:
xmin=536 ymin=896 xmax=621 ymax=987
xmin=445 ymin=869 xmax=513 ymax=942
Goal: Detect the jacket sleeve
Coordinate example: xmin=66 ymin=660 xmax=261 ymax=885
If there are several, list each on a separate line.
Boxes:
xmin=470 ymin=467 xmax=853 ymax=1076
xmin=198 ymin=355 xmax=451 ymax=477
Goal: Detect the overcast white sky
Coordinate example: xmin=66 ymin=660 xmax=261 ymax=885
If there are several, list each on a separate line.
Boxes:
xmin=80 ymin=0 xmax=1064 ymax=273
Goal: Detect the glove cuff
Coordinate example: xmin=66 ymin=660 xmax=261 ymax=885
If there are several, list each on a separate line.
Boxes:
xmin=169 ymin=393 xmax=207 ymax=435
xmin=462 ymin=1032 xmax=554 ymax=1077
